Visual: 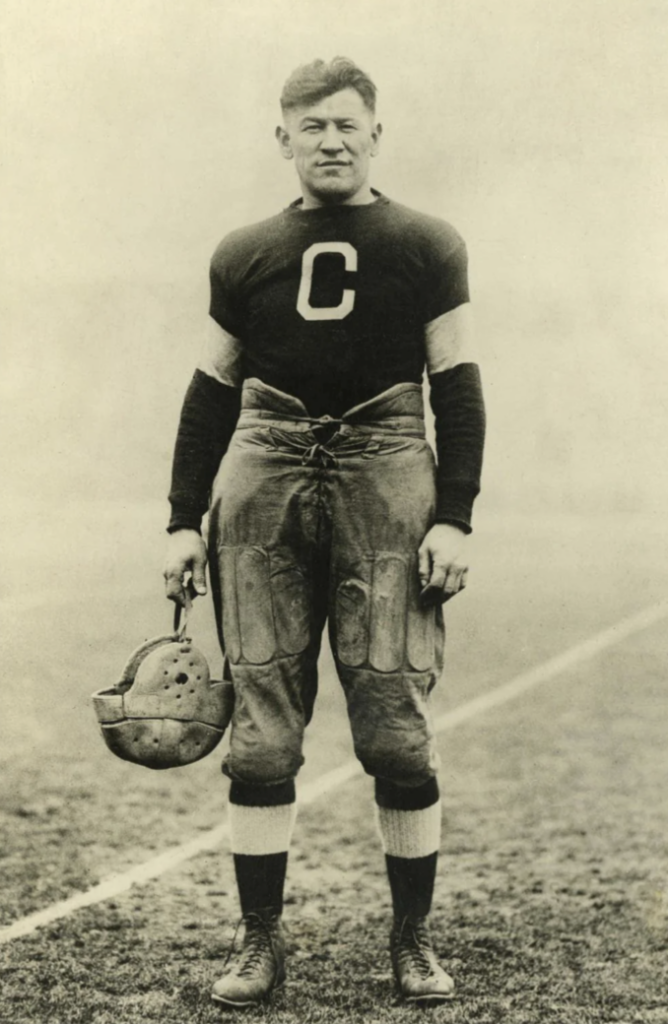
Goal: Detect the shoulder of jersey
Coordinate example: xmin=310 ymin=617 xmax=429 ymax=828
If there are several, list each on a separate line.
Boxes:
xmin=210 ymin=209 xmax=292 ymax=267
xmin=382 ymin=198 xmax=466 ymax=255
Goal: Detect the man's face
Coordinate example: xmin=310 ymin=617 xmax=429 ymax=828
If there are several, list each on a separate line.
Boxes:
xmin=276 ymin=88 xmax=382 ymax=207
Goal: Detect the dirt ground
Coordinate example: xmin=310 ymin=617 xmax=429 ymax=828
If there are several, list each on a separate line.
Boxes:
xmin=1 ymin=508 xmax=667 ymax=1023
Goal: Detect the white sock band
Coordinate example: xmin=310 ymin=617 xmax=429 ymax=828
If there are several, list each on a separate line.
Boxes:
xmin=229 ymin=802 xmax=298 ymax=856
xmin=376 ymin=801 xmax=442 ymax=859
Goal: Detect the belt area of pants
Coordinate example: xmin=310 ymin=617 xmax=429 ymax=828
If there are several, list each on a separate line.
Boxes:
xmin=237 ymin=414 xmax=427 ymax=468
xmin=235 ymin=380 xmax=427 ymax=468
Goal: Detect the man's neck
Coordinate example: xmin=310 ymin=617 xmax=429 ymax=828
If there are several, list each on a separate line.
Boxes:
xmin=300 ymin=184 xmax=378 ymax=210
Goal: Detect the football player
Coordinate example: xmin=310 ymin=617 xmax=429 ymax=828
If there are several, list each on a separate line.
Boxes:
xmin=163 ymin=56 xmax=485 ymax=1008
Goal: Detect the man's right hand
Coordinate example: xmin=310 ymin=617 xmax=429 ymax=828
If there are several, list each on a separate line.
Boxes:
xmin=163 ymin=529 xmax=208 ymax=606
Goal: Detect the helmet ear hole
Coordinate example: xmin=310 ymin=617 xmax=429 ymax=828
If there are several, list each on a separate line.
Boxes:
xmin=175 ymin=672 xmax=189 ymax=685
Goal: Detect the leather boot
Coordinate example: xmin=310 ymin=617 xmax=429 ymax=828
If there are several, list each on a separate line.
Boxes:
xmin=211 ymin=912 xmax=286 ymax=1008
xmin=390 ymin=916 xmax=455 ymax=1003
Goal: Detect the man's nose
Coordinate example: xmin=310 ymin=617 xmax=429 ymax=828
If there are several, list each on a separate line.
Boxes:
xmin=319 ymin=125 xmax=345 ymax=151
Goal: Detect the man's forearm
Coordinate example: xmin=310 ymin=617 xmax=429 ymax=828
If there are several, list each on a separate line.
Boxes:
xmin=167 ymin=369 xmax=242 ymax=533
xmin=428 ymin=363 xmax=486 ymax=534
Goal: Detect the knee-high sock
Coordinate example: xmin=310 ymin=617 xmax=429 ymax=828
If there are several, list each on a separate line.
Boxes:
xmin=375 ymin=777 xmax=441 ymax=922
xmin=229 ymin=780 xmax=297 ymax=918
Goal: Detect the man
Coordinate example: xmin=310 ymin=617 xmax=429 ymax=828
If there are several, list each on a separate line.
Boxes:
xmin=163 ymin=57 xmax=485 ymax=1008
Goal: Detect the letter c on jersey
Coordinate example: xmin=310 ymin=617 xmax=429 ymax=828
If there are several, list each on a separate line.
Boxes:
xmin=296 ymin=242 xmax=358 ymax=321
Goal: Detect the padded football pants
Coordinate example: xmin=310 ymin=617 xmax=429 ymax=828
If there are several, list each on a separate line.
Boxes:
xmin=208 ymin=378 xmax=444 ymax=788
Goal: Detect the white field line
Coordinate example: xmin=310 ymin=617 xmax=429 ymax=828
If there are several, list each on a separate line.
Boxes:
xmin=2 ymin=598 xmax=667 ymax=946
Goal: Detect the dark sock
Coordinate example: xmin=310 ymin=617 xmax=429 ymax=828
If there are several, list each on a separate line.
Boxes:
xmin=385 ymin=852 xmax=438 ymax=922
xmin=233 ymin=852 xmax=288 ymax=918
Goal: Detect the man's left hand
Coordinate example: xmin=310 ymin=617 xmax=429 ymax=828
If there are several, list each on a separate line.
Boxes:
xmin=418 ymin=523 xmax=468 ymax=606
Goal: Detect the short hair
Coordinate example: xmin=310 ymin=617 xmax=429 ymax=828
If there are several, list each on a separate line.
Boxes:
xmin=280 ymin=57 xmax=377 ymax=114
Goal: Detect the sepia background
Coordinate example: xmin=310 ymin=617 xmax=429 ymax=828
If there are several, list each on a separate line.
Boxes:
xmin=2 ymin=1 xmax=667 ymax=1021
xmin=4 ymin=0 xmax=668 ymax=521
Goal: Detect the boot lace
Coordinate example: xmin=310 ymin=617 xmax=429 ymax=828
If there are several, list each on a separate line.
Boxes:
xmin=394 ymin=918 xmax=436 ymax=979
xmin=225 ymin=913 xmax=279 ymax=977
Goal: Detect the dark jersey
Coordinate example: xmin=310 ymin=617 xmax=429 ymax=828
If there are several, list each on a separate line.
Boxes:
xmin=168 ymin=194 xmax=484 ymax=536
xmin=209 ymin=193 xmax=469 ymax=417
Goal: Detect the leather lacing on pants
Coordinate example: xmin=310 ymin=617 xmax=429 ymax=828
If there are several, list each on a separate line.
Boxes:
xmin=267 ymin=421 xmax=383 ymax=469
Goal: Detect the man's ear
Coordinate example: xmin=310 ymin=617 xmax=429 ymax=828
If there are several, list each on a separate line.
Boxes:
xmin=275 ymin=125 xmax=293 ymax=160
xmin=370 ymin=122 xmax=383 ymax=158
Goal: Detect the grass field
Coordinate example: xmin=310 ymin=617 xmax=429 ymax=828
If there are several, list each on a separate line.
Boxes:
xmin=1 ymin=505 xmax=667 ymax=1024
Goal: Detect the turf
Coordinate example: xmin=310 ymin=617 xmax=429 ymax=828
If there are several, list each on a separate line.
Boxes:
xmin=1 ymin=510 xmax=667 ymax=1023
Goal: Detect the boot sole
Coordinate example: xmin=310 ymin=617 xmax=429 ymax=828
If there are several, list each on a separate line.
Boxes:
xmin=403 ymin=991 xmax=456 ymax=1005
xmin=211 ymin=978 xmax=285 ymax=1008
xmin=392 ymin=958 xmax=456 ymax=1004
xmin=394 ymin=972 xmax=456 ymax=1004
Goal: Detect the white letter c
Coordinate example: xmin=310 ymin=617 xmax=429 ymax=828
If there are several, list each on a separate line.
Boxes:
xmin=296 ymin=242 xmax=357 ymax=321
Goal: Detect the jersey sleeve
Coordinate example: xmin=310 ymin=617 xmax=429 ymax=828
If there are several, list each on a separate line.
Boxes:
xmin=167 ymin=370 xmax=241 ymax=533
xmin=421 ymin=221 xmax=485 ymax=532
xmin=198 ymin=315 xmax=244 ymax=388
xmin=208 ymin=233 xmax=249 ymax=339
xmin=425 ymin=302 xmax=477 ymax=374
xmin=167 ymin=231 xmax=248 ymax=534
xmin=419 ymin=222 xmax=470 ymax=325
xmin=429 ymin=364 xmax=485 ymax=532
